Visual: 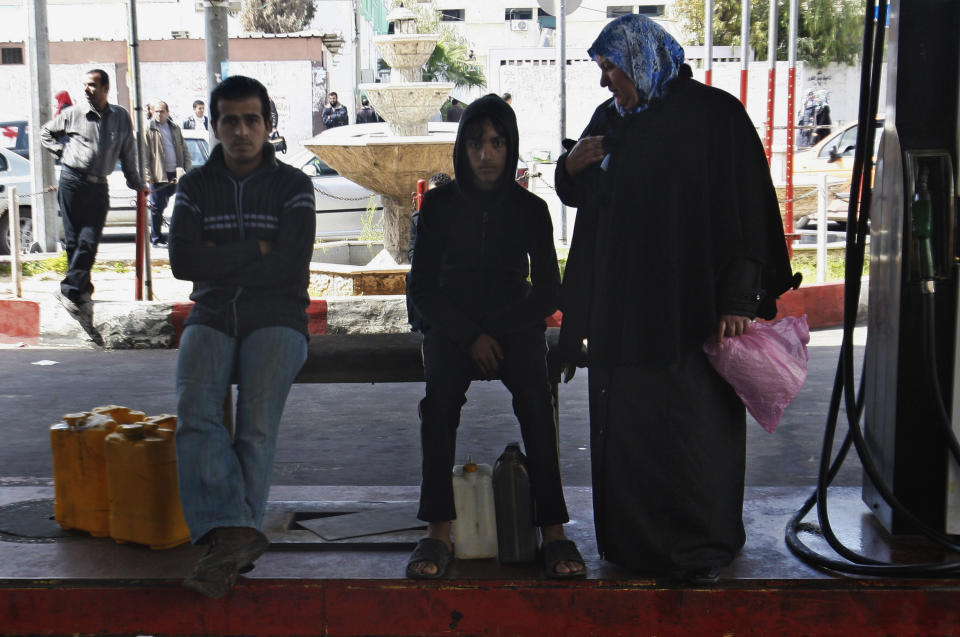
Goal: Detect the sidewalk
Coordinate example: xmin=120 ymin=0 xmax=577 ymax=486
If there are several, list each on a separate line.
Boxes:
xmin=1 ymin=242 xmax=867 ymax=348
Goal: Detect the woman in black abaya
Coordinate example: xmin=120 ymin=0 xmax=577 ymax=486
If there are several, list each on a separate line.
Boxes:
xmin=555 ymin=14 xmax=796 ymax=581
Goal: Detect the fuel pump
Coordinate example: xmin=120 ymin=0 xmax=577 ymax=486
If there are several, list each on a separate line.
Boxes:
xmin=785 ymin=0 xmax=960 ymax=576
xmin=861 ymin=0 xmax=959 ymax=536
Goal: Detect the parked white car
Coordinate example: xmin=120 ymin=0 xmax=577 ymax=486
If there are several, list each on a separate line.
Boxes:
xmin=0 ymin=146 xmax=35 ymax=254
xmin=278 ymin=147 xmax=382 ymax=241
xmin=108 ymin=130 xmax=210 ymax=226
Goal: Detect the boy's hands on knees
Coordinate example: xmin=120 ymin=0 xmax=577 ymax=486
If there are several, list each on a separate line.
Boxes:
xmin=470 ymin=334 xmax=504 ymax=378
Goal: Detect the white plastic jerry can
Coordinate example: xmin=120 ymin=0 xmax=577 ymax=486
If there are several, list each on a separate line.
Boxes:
xmin=451 ymin=457 xmax=498 ymax=559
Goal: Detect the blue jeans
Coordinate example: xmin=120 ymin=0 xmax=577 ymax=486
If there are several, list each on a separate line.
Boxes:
xmin=147 ymin=171 xmax=177 ymax=242
xmin=175 ymin=324 xmax=307 ymax=543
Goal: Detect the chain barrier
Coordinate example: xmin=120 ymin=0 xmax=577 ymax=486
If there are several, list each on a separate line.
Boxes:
xmin=14 ymin=186 xmax=58 ymax=200
xmin=780 ymin=183 xmax=850 ymax=205
xmin=312 ymin=185 xmax=376 ymax=202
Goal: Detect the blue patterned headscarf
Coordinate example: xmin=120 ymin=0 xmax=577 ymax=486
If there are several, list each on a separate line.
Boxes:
xmin=588 ymin=14 xmax=685 ymax=116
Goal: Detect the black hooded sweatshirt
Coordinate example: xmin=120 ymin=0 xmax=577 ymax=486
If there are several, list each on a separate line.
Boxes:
xmin=408 ymin=94 xmax=560 ymax=351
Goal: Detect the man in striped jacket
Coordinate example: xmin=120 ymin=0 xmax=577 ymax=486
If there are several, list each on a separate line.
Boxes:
xmin=168 ymin=76 xmax=315 ymax=599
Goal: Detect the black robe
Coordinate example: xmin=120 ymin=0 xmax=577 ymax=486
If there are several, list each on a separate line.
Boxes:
xmin=556 ymin=70 xmax=796 ymax=574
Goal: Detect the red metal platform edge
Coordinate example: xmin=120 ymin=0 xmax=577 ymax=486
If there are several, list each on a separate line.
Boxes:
xmin=3 ymin=577 xmax=959 ymax=636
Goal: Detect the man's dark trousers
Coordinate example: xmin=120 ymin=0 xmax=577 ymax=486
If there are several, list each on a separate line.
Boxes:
xmin=58 ymin=166 xmax=109 ymax=303
xmin=148 ymin=170 xmax=178 ymax=243
xmin=417 ymin=325 xmax=569 ymax=526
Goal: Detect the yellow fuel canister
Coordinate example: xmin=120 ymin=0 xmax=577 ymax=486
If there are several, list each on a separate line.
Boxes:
xmin=92 ymin=405 xmax=147 ymax=424
xmin=144 ymin=414 xmax=177 ymax=431
xmin=105 ymin=423 xmax=190 ymax=549
xmin=49 ymin=411 xmax=119 ymax=537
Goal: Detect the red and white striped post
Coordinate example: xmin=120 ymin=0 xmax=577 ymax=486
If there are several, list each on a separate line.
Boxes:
xmin=739 ymin=0 xmax=750 ymax=106
xmin=785 ymin=0 xmax=799 ymax=255
xmin=704 ymin=0 xmax=713 ymax=86
xmin=763 ymin=0 xmax=778 ymax=163
xmin=135 ymin=189 xmax=146 ymax=300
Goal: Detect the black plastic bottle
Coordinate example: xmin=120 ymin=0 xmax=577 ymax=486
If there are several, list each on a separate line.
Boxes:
xmin=493 ymin=442 xmax=538 ymax=563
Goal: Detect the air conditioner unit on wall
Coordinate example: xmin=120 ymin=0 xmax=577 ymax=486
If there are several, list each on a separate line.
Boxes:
xmin=510 ymin=20 xmax=530 ymax=31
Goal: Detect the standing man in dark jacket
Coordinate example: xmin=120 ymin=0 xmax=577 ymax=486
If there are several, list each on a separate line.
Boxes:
xmin=182 ymin=99 xmax=209 ymax=131
xmin=406 ymin=94 xmax=585 ymax=580
xmin=321 ymin=91 xmax=349 ymax=128
xmin=143 ymin=100 xmax=191 ymax=246
xmin=39 ymin=69 xmax=145 ymax=343
xmin=445 ymin=98 xmax=464 ymax=122
xmin=169 ymin=75 xmax=315 ymax=599
xmin=355 ymin=97 xmax=380 ymax=123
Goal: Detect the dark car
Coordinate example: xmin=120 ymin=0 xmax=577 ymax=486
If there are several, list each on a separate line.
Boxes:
xmin=0 ymin=121 xmax=29 ymax=160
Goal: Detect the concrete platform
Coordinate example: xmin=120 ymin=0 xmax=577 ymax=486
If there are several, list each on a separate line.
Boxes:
xmin=1 ymin=485 xmax=958 ymax=636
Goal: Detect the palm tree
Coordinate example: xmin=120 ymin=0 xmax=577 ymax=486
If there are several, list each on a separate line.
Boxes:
xmin=398 ymin=0 xmax=486 ymax=89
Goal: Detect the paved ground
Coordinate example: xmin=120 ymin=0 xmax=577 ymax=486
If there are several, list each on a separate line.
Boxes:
xmin=0 ymin=329 xmax=866 ymax=489
xmin=0 ymin=229 xmax=867 ymax=490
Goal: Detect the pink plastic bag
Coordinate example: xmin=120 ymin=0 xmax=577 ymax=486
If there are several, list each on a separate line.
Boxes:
xmin=702 ymin=315 xmax=810 ymax=433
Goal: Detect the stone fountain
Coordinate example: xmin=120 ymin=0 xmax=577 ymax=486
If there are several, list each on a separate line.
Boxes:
xmin=305 ymin=6 xmax=457 ymax=264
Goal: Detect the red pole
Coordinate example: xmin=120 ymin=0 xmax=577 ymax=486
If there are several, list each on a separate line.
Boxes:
xmin=785 ymin=66 xmax=796 ymax=258
xmin=739 ymin=0 xmax=750 ymax=106
xmin=134 ymin=189 xmax=146 ymax=300
xmin=785 ymin=0 xmax=799 ymax=259
xmin=415 ymin=179 xmax=426 ymax=211
xmin=763 ymin=0 xmax=778 ymax=163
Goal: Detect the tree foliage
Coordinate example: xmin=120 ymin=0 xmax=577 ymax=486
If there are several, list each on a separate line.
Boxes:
xmin=393 ymin=0 xmax=486 ymax=89
xmin=240 ymin=0 xmax=316 ymax=34
xmin=670 ymin=0 xmax=864 ymax=67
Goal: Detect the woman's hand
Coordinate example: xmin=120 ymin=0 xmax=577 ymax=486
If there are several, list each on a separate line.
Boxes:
xmin=563 ymin=136 xmax=606 ymax=177
xmin=715 ymin=314 xmax=751 ymax=344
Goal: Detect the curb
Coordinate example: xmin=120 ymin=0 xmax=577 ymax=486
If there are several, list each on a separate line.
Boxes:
xmin=1 ymin=283 xmax=863 ymax=349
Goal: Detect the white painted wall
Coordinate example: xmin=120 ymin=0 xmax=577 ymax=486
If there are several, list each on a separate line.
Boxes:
xmin=0 ymin=60 xmax=315 ymax=149
xmin=0 ymin=0 xmax=243 ymax=43
xmin=0 ymin=63 xmax=121 ymax=119
xmin=490 ymin=51 xmax=878 ymax=161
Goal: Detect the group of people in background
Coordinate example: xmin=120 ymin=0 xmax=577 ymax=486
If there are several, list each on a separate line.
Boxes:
xmin=37 ymin=13 xmax=797 ymax=600
xmin=798 ymin=89 xmax=832 ymax=148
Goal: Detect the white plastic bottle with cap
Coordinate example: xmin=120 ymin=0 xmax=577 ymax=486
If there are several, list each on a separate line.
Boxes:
xmin=451 ymin=457 xmax=498 ymax=559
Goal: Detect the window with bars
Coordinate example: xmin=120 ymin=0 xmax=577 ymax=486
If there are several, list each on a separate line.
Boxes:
xmin=440 ymin=9 xmax=464 ymax=21
xmin=505 ymin=8 xmax=534 ymax=20
xmin=1 ymin=47 xmax=23 ymax=65
xmin=637 ymin=4 xmax=665 ymax=17
xmin=606 ymin=5 xmax=634 ymax=18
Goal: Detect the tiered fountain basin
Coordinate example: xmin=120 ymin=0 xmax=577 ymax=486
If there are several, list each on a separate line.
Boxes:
xmin=373 ymin=34 xmax=444 ymax=83
xmin=306 ymin=121 xmax=457 ymax=264
xmin=305 ymin=121 xmax=456 ymax=201
xmin=359 ymin=82 xmax=454 ymax=137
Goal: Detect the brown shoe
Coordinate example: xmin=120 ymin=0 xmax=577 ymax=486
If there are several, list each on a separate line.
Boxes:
xmin=182 ymin=527 xmax=270 ymax=599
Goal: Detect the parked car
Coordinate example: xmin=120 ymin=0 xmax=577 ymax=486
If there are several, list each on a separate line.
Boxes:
xmin=793 ymin=117 xmax=884 ymax=229
xmin=278 ymin=147 xmax=382 ymax=241
xmin=794 ymin=117 xmax=884 ymax=184
xmin=0 ymin=120 xmax=29 ymax=160
xmin=109 ymin=130 xmax=210 ymax=226
xmin=0 ymin=146 xmax=36 ymax=254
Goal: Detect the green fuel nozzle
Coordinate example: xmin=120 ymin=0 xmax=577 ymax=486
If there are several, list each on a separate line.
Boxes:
xmin=912 ymin=166 xmax=936 ymax=286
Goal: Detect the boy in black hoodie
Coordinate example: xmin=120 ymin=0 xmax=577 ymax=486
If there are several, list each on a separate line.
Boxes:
xmin=406 ymin=94 xmax=586 ymax=579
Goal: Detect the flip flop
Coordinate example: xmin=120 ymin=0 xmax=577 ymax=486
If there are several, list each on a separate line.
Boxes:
xmin=542 ymin=539 xmax=587 ymax=579
xmin=406 ymin=537 xmax=453 ymax=580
